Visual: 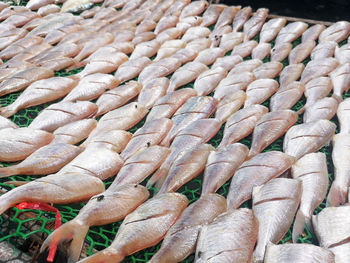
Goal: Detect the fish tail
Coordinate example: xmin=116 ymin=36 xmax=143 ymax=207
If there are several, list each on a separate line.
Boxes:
xmin=78 ymin=248 xmax=124 ymax=263
xmin=292 ymin=210 xmax=309 ymax=243
xmin=332 ymin=93 xmax=343 ymax=103
xmin=327 ymin=182 xmax=348 ymax=207
xmin=0 ymin=167 xmax=19 ymax=178
xmin=40 ymin=220 xmax=89 ymax=263
xmin=146 ymin=168 xmax=167 ymax=189
xmin=0 ymin=105 xmax=17 ymax=118
xmin=3 ymin=180 xmax=29 ymax=187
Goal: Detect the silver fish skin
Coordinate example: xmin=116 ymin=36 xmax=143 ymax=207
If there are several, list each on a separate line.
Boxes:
xmin=337 ymin=98 xmax=350 ymax=133
xmin=179 ymin=0 xmax=208 ymax=19
xmin=303 ymin=97 xmax=338 ymax=123
xmin=181 ymin=26 xmax=211 ymax=43
xmin=214 ymin=5 xmax=241 ymax=30
xmin=301 ymin=24 xmax=326 ymax=42
xmin=231 ymin=40 xmax=258 ymax=58
xmin=300 ymin=57 xmax=339 ymax=85
xmin=200 ymin=4 xmax=226 ymax=27
xmin=279 ymin=64 xmax=305 ymax=87
xmin=211 ymin=54 xmax=243 ymax=71
xmin=264 ymin=243 xmax=335 ymax=263
xmin=227 ymin=152 xmax=296 ymax=210
xmin=270 ymin=42 xmax=292 ymax=62
xmin=253 ymin=61 xmax=283 ymax=79
xmin=259 ymin=18 xmax=286 ymax=43
xmin=0 ymin=116 xmax=17 ymax=130
xmin=243 ymin=8 xmax=269 ymax=41
xmin=228 ymin=59 xmax=263 ymax=75
xmin=304 ymin=77 xmax=333 ymax=108
xmin=289 ymin=40 xmax=316 ymax=64
xmin=194 ymin=47 xmax=226 ymax=66
xmin=137 ymin=78 xmax=169 ymax=109
xmin=29 ymin=101 xmax=97 ymax=132
xmin=244 ymin=79 xmax=279 ymax=107
xmin=270 ymin=81 xmax=305 ymax=111
xmin=291 ymin=152 xmax=329 ymax=242
xmin=319 ymin=21 xmax=350 ymax=43
xmin=275 ymin=22 xmax=308 ymax=46
xmin=330 ymin=63 xmax=350 ymax=102
xmin=251 ymin=43 xmax=271 ymax=60
xmin=312 ymin=206 xmax=350 ymax=263
xmin=232 ymin=6 xmax=252 ymax=32
xmin=194 ymin=66 xmax=228 ymax=96
xmin=283 ymin=119 xmax=336 ymax=160
xmin=202 ymin=143 xmax=248 ymax=195
xmin=115 ymin=57 xmax=151 ymax=84
xmin=218 ymin=32 xmax=244 ymax=53
xmin=335 ymin=43 xmax=350 ymax=65
xmin=310 ymin=41 xmax=337 ymax=61
xmin=252 ymin=178 xmax=302 ymax=263
xmin=195 ymin=208 xmax=258 ymax=263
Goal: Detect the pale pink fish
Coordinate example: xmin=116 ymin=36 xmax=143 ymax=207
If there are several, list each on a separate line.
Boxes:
xmin=154 ymin=39 xmax=186 ymax=61
xmin=254 ymin=61 xmax=283 ymax=79
xmin=129 ymin=39 xmax=160 ymax=60
xmin=0 ymin=28 xmax=28 ymax=51
xmin=0 ymin=116 xmax=17 ymax=130
xmin=291 ymin=152 xmax=329 ymax=242
xmin=283 ymin=119 xmax=336 ymax=160
xmin=95 ymin=81 xmax=142 ymax=117
xmin=214 ymin=72 xmax=255 ymax=100
xmin=0 ymin=35 xmax=43 ymax=60
xmin=0 ymin=23 xmax=15 ymax=35
xmin=59 ymin=30 xmax=93 ymax=45
xmin=330 ymin=63 xmax=350 ymax=101
xmin=303 ymin=97 xmax=338 ymax=123
xmin=214 ymin=5 xmax=241 ymax=30
xmin=179 ymin=0 xmax=208 ymax=19
xmin=156 ymin=27 xmax=181 ymax=44
xmin=144 ymin=7 xmax=163 ymax=23
xmin=252 ymin=43 xmax=271 ymax=60
xmin=312 ymin=205 xmax=350 ymax=263
xmin=2 ymin=11 xmax=40 ymax=28
xmin=232 ymin=6 xmax=252 ymax=32
xmin=244 ymin=79 xmax=279 ymax=107
xmin=229 ymin=59 xmax=263 ymax=75
xmin=218 ymin=32 xmax=244 ymax=53
xmin=138 ymin=57 xmax=181 ymax=85
xmin=181 ymin=26 xmax=211 ymax=43
xmin=231 ymin=40 xmax=258 ymax=58
xmin=302 ymin=24 xmax=326 ymax=42
xmin=211 ymin=54 xmax=243 ymax=71
xmin=106 ymin=41 xmax=135 ymax=55
xmin=304 ymin=77 xmax=333 ymax=108
xmin=149 ymin=194 xmax=226 ymax=263
xmin=194 ymin=47 xmax=226 ymax=66
xmin=219 ymin=104 xmax=268 ymax=148
xmin=279 ymin=63 xmax=305 ymax=87
xmin=63 ymin=73 xmax=119 ymax=102
xmin=0 ymin=77 xmax=77 ymax=118
xmin=289 ymin=40 xmax=316 ymax=64
xmin=119 ymin=0 xmax=143 ymax=11
xmin=194 ymin=66 xmax=228 ymax=96
xmin=154 ymin=15 xmax=178 ymax=35
xmin=114 ymin=57 xmax=151 ymax=84
xmin=138 ymin=78 xmax=169 ymax=109
xmin=185 ymin=37 xmax=212 ymax=53
xmin=52 ymin=119 xmax=97 ymax=145
xmin=243 ymin=8 xmax=269 ymax=41
xmin=310 ymin=41 xmax=337 ymax=61
xmin=29 ymin=101 xmax=97 ymax=132
xmin=120 ymin=118 xmax=173 ymax=161
xmin=275 ymin=22 xmax=308 ymax=46
xmin=177 ymin=16 xmax=203 ymax=34
xmin=335 ymin=43 xmax=350 ymax=64
xmin=319 ymin=21 xmax=350 ymax=43
xmin=164 ymin=0 xmax=190 ymax=17
xmin=270 ymin=42 xmax=292 ymax=62
xmin=30 ymin=42 xmax=81 ymax=64
xmin=158 ymin=144 xmax=214 ymax=193
xmin=202 ymin=143 xmax=249 ymax=195
xmin=0 ymin=6 xmax=28 ymax=21
xmin=215 ymin=90 xmax=246 ymax=123
xmin=171 ymin=47 xmax=198 ymax=64
xmin=259 ymin=18 xmax=287 ymax=43
xmin=39 ymin=57 xmax=76 ymax=72
xmin=195 ymin=208 xmax=258 ymax=263
xmin=200 ymin=4 xmax=226 ymax=27
xmin=249 ymin=110 xmax=298 ymax=158
xmin=146 ymin=88 xmax=197 ymax=122
xmin=5 ymin=42 xmax=51 ymax=66
xmin=252 ymin=178 xmax=302 ymax=263
xmin=131 ymin=32 xmax=156 ymax=46
xmin=301 ymin=57 xmax=339 ymax=84
xmin=80 ymin=6 xmax=100 ymax=18
xmin=337 ymin=98 xmax=350 ymax=133
xmin=26 ymin=0 xmax=54 ymax=10
xmin=209 ymin=25 xmax=232 ymax=47
xmin=44 ymin=23 xmax=83 ymax=45
xmin=136 ymin=19 xmax=157 ymax=34
xmin=270 ymin=81 xmax=305 ymax=111
xmin=102 ymin=0 xmax=127 ymax=8
xmin=0 ymin=2 xmax=9 ymax=12
xmin=0 ymin=127 xmax=54 ymax=162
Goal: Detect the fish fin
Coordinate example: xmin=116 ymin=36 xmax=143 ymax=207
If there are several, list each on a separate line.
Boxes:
xmin=327 ymin=182 xmax=348 ymax=207
xmin=3 ymin=181 xmax=29 ymax=187
xmin=78 ymin=248 xmax=124 ymax=263
xmin=0 ymin=106 xmax=17 ymax=118
xmin=332 ymin=93 xmax=343 ymax=103
xmin=41 ymin=220 xmax=89 ymax=263
xmin=0 ymin=167 xmax=18 ymax=178
xmin=146 ymin=167 xmax=168 ymax=189
xmin=292 ymin=210 xmax=308 ymax=243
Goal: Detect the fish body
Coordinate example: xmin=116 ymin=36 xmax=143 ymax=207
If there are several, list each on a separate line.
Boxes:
xmin=231 ymin=40 xmax=258 ymax=58
xmin=138 ymin=78 xmax=169 ymax=109
xmin=301 ymin=57 xmax=339 ymax=84
xmin=310 ymin=41 xmax=337 ymax=61
xmin=214 ymin=5 xmax=241 ymax=30
xmin=83 ymin=130 xmax=132 ymax=153
xmin=229 ymin=59 xmax=263 ymax=75
xmin=181 ymin=26 xmax=211 ymax=43
xmin=0 ymin=28 xmax=28 ymax=51
xmin=38 ymin=4 xmax=61 ymax=16
xmin=253 ymin=61 xmax=283 ymax=79
xmin=115 ymin=57 xmax=151 ymax=83
xmin=270 ymin=81 xmax=305 ymax=111
xmin=301 ymin=24 xmax=326 ymax=42
xmin=155 ymin=15 xmax=178 ymax=35
xmin=194 ymin=47 xmax=225 ymax=66
xmin=211 ymin=54 xmax=242 ymax=71
xmin=26 ymin=0 xmax=55 ymax=10
xmin=251 ymin=43 xmax=271 ymax=60
xmin=61 ymin=0 xmax=93 ymax=13
xmin=177 ymin=16 xmax=203 ymax=34
xmin=194 ymin=66 xmax=227 ymax=96
xmin=279 ymin=63 xmax=305 ymax=87
xmin=154 ymin=39 xmax=186 ymax=61
xmin=259 ymin=18 xmax=286 ymax=43
xmin=171 ymin=47 xmax=198 ymax=64
xmin=244 ymin=79 xmax=279 ymax=107
xmin=304 ymin=77 xmax=333 ymax=108
xmin=232 ymin=6 xmax=252 ymax=32
xmin=289 ymin=40 xmax=316 ymax=64
xmin=180 ymin=0 xmax=208 ymax=19
xmin=275 ymin=22 xmax=308 ymax=46
xmin=303 ymin=97 xmax=338 ymax=123
xmin=200 ymin=4 xmax=226 ymax=27
xmin=215 ymin=90 xmax=246 ymax=122
xmin=219 ymin=31 xmax=244 ymax=53
xmin=330 ymin=63 xmax=350 ymax=101
xmin=319 ymin=21 xmax=350 ymax=43
xmin=0 ymin=116 xmax=17 ymax=130
xmin=0 ymin=35 xmax=44 ymax=60
xmin=335 ymin=43 xmax=350 ymax=64
xmin=243 ymin=8 xmax=269 ymax=41
xmin=270 ymin=42 xmax=292 ymax=62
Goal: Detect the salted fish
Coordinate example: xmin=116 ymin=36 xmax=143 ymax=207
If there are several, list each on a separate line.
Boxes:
xmin=304 ymin=77 xmax=333 ymax=108
xmin=171 ymin=47 xmax=198 ymax=64
xmin=283 ymin=119 xmax=336 ymax=160
xmin=243 ymin=8 xmax=269 ymax=41
xmin=229 ymin=59 xmax=263 ymax=75
xmin=195 ymin=208 xmax=258 ymax=263
xmin=214 ymin=5 xmax=240 ymax=30
xmin=164 ymin=0 xmax=190 ymax=17
xmin=77 ymin=193 xmax=188 ymax=263
xmin=0 ymin=6 xmax=29 ymax=22
xmin=41 ymin=184 xmax=149 ymax=263
xmin=2 ymin=12 xmax=39 ymax=28
xmin=138 ymin=78 xmax=169 ymax=109
xmin=252 ymin=43 xmax=271 ymax=60
xmin=232 ymin=6 xmax=252 ymax=32
xmin=275 ymin=22 xmax=308 ymax=46
xmin=0 ymin=2 xmax=9 ymax=12
xmin=114 ymin=57 xmax=151 ymax=84
xmin=252 ymin=178 xmax=302 ymax=263
xmin=219 ymin=104 xmax=268 ymax=147
xmin=149 ymin=194 xmax=226 ymax=263
xmin=330 ymin=63 xmax=350 ymax=101
xmin=181 ymin=26 xmax=211 ymax=43
xmin=302 ymin=24 xmax=326 ymax=42
xmin=38 ymin=4 xmax=61 ymax=16
xmin=0 ymin=77 xmax=77 ymax=118
xmin=244 ymin=79 xmax=278 ymax=107
xmin=30 ymin=42 xmax=81 ymax=64
xmin=259 ymin=18 xmax=287 ymax=43
xmin=231 ymin=40 xmax=258 ymax=58
xmin=289 ymin=40 xmax=316 ymax=64
xmin=253 ymin=61 xmax=283 ymax=79
xmin=200 ymin=4 xmax=226 ymax=27
xmin=310 ymin=41 xmax=337 ymax=61
xmin=210 ymin=25 xmax=233 ymax=48
xmin=168 ymin=61 xmax=208 ymax=92
xmin=194 ymin=66 xmax=227 ymax=96
xmin=177 ymin=16 xmax=203 ymax=34
xmin=185 ymin=37 xmax=212 ymax=53
xmin=202 ymin=143 xmax=248 ymax=195
xmin=335 ymin=43 xmax=350 ymax=64
xmin=337 ymin=98 xmax=350 ymax=133
xmin=279 ymin=64 xmax=305 ymax=87
xmin=303 ymin=97 xmax=338 ymax=123
xmin=61 ymin=0 xmax=94 ymax=13
xmin=291 ymin=152 xmax=329 ymax=242
xmin=26 ymin=0 xmax=54 ymax=10
xmin=154 ymin=15 xmax=178 ymax=35
xmin=136 ymin=20 xmax=156 ymax=34
xmin=156 ymin=28 xmax=181 ymax=44
xmin=319 ymin=21 xmax=350 ymax=43
xmin=211 ymin=54 xmax=243 ymax=71
xmin=194 ymin=47 xmax=226 ymax=66
xmin=215 ymin=90 xmax=246 ymax=122
xmin=52 ymin=119 xmax=97 ymax=145
xmin=270 ymin=81 xmax=305 ymax=111
xmin=180 ymin=0 xmax=208 ymax=19
xmin=0 ymin=116 xmax=17 ymax=130
xmin=300 ymin=58 xmax=339 ymax=84
xmin=0 ymin=127 xmax=54 ymax=162
xmin=217 ymin=32 xmax=243 ymax=53
xmin=270 ymin=42 xmax=292 ymax=62
xmin=154 ymin=39 xmax=186 ymax=61
xmin=0 ymin=35 xmax=43 ymax=60
xmin=146 ymin=88 xmax=197 ymax=122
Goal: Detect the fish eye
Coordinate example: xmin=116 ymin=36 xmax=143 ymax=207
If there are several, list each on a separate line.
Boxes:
xmin=96 ymin=195 xmax=104 ymax=201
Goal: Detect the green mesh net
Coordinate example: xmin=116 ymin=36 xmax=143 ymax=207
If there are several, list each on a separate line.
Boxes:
xmin=0 ymin=4 xmax=348 ymax=262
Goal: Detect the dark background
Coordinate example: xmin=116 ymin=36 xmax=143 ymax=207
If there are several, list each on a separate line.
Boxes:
xmin=220 ymin=0 xmax=350 ymax=22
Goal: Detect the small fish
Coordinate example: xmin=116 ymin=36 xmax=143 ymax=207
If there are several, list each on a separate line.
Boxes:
xmin=171 ymin=47 xmax=198 ymax=64
xmin=0 ymin=6 xmax=28 ymax=22
xmin=303 ymin=77 xmax=333 ymax=108
xmin=0 ymin=127 xmax=54 ymax=162
xmin=0 ymin=35 xmax=43 ymax=60
xmin=211 ymin=54 xmax=243 ymax=71
xmin=164 ymin=0 xmax=190 ymax=17
xmin=253 ymin=61 xmax=283 ymax=79
xmin=26 ymin=0 xmax=54 ymax=10
xmin=243 ymin=8 xmax=269 ymax=41
xmin=177 ymin=16 xmax=203 ymax=34
xmin=154 ymin=39 xmax=186 ymax=61
xmin=232 ymin=6 xmax=252 ymax=32
xmin=194 ymin=66 xmax=227 ymax=96
xmin=30 ymin=42 xmax=81 ymax=64
xmin=337 ymin=98 xmax=350 ymax=133
xmin=138 ymin=78 xmax=169 ymax=109
xmin=2 ymin=11 xmax=40 ymax=28
xmin=0 ymin=2 xmax=9 ymax=12
xmin=210 ymin=25 xmax=232 ymax=47
xmin=334 ymin=43 xmax=350 ymax=65
xmin=219 ymin=31 xmax=244 ymax=53
xmin=61 ymin=0 xmax=94 ymax=13
xmin=301 ymin=57 xmax=339 ymax=85
xmin=270 ymin=42 xmax=292 ymax=62
xmin=283 ymin=119 xmax=336 ymax=160
xmin=156 ymin=27 xmax=181 ymax=44
xmin=252 ymin=178 xmax=302 ymax=263
xmin=195 ymin=208 xmax=258 ymax=263
xmin=244 ymin=79 xmax=279 ymax=107
xmin=330 ymin=63 xmax=350 ymax=102
xmin=231 ymin=40 xmax=258 ymax=58
xmin=270 ymin=81 xmax=305 ymax=111
xmin=77 ymin=193 xmax=188 ymax=263
xmin=214 ymin=5 xmax=241 ymax=30
xmin=202 ymin=143 xmax=249 ymax=195
xmin=259 ymin=18 xmax=287 ymax=43
xmin=289 ymin=40 xmax=316 ymax=64
xmin=136 ymin=19 xmax=157 ymax=34
xmin=219 ymin=104 xmax=268 ymax=147
xmin=301 ymin=24 xmax=326 ymax=42
xmin=0 ymin=77 xmax=77 ymax=118
xmin=114 ymin=57 xmax=151 ymax=84
xmin=229 ymin=59 xmax=263 ymax=75
xmin=319 ymin=21 xmax=350 ymax=43
xmin=154 ymin=15 xmax=178 ymax=35
xmin=252 ymin=43 xmax=271 ymax=60
xmin=275 ymin=22 xmax=308 ymax=46
xmin=248 ymin=110 xmax=298 ymax=158
xmin=181 ymin=26 xmax=211 ymax=43
xmin=303 ymin=97 xmax=338 ymax=123
xmin=38 ymin=4 xmax=61 ymax=16
xmin=200 ymin=4 xmax=226 ymax=27
xmin=0 ymin=116 xmax=17 ymax=130
xmin=215 ymin=90 xmax=246 ymax=122
xmin=279 ymin=63 xmax=305 ymax=87
xmin=194 ymin=47 xmax=226 ymax=66
xmin=39 ymin=57 xmax=75 ymax=72
xmin=180 ymin=0 xmax=208 ymax=19
xmin=185 ymin=37 xmax=212 ymax=53
xmin=310 ymin=41 xmax=337 ymax=61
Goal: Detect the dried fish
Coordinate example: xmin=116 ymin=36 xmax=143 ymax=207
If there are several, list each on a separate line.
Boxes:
xmin=138 ymin=78 xmax=169 ymax=109
xmin=260 ymin=18 xmax=287 ymax=43
xmin=270 ymin=81 xmax=305 ymax=111
xmin=303 ymin=97 xmax=338 ymax=123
